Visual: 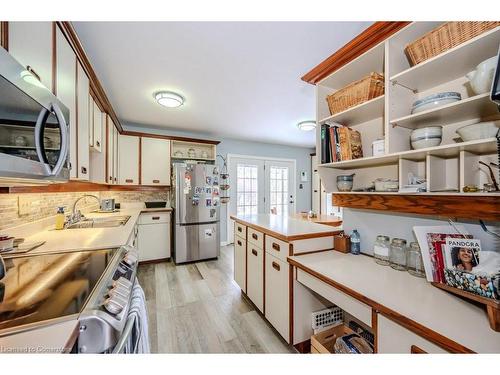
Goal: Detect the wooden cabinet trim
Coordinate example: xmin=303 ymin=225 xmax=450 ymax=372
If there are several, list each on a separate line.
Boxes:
xmin=410 ymin=345 xmax=428 ymax=354
xmin=1 ymin=181 xmax=167 ymax=194
xmin=122 ymin=130 xmax=220 ymax=145
xmin=288 ymin=258 xmax=474 ymax=353
xmin=1 ymin=22 xmax=8 ymax=50
xmin=301 ymin=21 xmax=410 ymax=84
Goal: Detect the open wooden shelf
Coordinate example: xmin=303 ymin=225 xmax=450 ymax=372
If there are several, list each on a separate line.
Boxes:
xmin=331 ymin=192 xmax=500 ymax=221
xmin=390 ymin=93 xmax=500 ymax=129
xmin=319 ymin=138 xmax=497 ymax=170
xmin=432 ymin=282 xmax=500 ymax=332
xmin=389 ymin=27 xmax=500 ymax=92
xmin=319 ymin=95 xmax=385 ymax=126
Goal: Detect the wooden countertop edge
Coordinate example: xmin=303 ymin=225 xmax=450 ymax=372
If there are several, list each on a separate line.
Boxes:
xmin=287 ymin=257 xmax=474 ymax=353
xmin=231 ymin=216 xmax=341 ymax=242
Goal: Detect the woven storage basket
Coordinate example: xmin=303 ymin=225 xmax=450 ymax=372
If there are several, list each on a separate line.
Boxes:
xmin=405 ymin=21 xmax=500 ymax=66
xmin=326 ymin=72 xmax=384 ymax=116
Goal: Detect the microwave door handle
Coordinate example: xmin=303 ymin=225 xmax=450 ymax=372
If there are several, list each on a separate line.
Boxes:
xmin=50 ymin=102 xmax=69 ymax=176
xmin=34 ymin=107 xmax=50 ymax=174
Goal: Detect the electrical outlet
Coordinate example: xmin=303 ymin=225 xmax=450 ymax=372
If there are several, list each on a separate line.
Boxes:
xmin=18 ymin=195 xmax=31 ymax=216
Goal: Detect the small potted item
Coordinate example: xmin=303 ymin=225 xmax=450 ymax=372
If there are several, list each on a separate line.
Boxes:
xmin=336 ymin=174 xmax=355 ymax=192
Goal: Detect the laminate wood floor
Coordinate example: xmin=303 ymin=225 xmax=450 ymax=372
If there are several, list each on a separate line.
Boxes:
xmin=137 ymin=244 xmax=296 ymax=353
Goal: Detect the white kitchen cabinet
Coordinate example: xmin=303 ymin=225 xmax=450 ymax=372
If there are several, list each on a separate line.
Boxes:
xmin=378 ymin=315 xmax=448 ymax=353
xmin=265 ymin=253 xmax=289 ymax=341
xmin=118 ymin=134 xmax=139 ymax=185
xmin=137 ymin=212 xmax=171 ymax=262
xmin=91 ymin=100 xmax=103 ymax=152
xmin=89 ymin=100 xmax=106 ymax=184
xmin=140 ymin=137 xmax=171 ymax=185
xmin=106 ymin=115 xmax=113 ymax=184
xmin=55 ymin=27 xmax=77 ymax=179
xmin=246 ymin=243 xmax=264 ymax=312
xmin=113 ymin=125 xmax=119 ymax=184
xmin=8 ymin=22 xmax=53 ymax=91
xmin=76 ymin=62 xmax=89 ymax=180
xmin=234 ymin=235 xmax=246 ymax=291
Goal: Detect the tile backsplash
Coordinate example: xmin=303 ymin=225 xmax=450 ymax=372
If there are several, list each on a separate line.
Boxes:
xmin=0 ymin=190 xmax=169 ymax=231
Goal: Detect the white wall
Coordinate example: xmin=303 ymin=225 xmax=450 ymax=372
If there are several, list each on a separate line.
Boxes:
xmin=342 ymin=209 xmax=500 ymax=255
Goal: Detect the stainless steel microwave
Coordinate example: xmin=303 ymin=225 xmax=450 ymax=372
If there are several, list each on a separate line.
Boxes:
xmin=0 ymin=47 xmax=70 ymax=184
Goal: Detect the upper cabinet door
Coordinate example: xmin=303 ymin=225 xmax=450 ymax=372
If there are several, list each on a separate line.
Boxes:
xmin=8 ymin=22 xmax=53 ymax=91
xmin=91 ymin=101 xmax=102 ymax=152
xmin=76 ymin=62 xmax=90 ymax=180
xmin=106 ymin=115 xmax=114 ymax=184
xmin=141 ymin=138 xmax=171 ymax=186
xmin=55 ymin=27 xmax=77 ymax=179
xmin=113 ymin=125 xmax=119 ymax=184
xmin=118 ymin=135 xmax=139 ymax=185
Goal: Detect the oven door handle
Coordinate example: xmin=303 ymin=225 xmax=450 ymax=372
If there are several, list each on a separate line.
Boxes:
xmin=34 ymin=102 xmax=69 ymax=176
xmin=112 ymin=312 xmax=137 ymax=354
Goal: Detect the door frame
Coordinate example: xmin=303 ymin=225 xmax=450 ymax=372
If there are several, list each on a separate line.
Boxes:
xmin=226 ymin=153 xmax=297 ymax=244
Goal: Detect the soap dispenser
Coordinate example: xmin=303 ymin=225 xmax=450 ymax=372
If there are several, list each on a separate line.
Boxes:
xmin=55 ymin=206 xmax=65 ymax=230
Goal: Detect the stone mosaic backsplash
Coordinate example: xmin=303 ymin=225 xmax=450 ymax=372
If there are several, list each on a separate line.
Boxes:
xmin=0 ymin=190 xmax=170 ymax=231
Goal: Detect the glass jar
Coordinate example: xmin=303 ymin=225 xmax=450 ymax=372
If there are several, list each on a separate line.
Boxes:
xmin=373 ymin=235 xmax=390 ymax=266
xmin=389 ymin=238 xmax=407 ymax=271
xmin=406 ymin=242 xmax=425 ymax=278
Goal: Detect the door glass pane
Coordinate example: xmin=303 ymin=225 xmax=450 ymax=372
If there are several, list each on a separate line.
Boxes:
xmin=236 ymin=163 xmax=259 ymax=217
xmin=269 ymin=166 xmax=289 ymax=216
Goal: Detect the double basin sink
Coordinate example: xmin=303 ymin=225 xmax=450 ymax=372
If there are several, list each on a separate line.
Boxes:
xmin=65 ymin=215 xmax=131 ymax=229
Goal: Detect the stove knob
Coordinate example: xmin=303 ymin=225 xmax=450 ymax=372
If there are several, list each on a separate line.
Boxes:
xmin=113 ymin=276 xmax=132 ymax=289
xmin=103 ymin=296 xmax=125 ymax=315
xmin=123 ymin=253 xmax=138 ymax=266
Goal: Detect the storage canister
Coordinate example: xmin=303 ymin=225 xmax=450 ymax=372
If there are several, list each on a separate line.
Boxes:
xmin=389 ymin=238 xmax=407 ymax=271
xmin=373 ymin=235 xmax=390 ymax=266
xmin=406 ymin=242 xmax=425 ymax=278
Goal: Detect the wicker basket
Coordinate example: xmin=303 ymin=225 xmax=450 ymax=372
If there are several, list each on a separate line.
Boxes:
xmin=405 ymin=22 xmax=500 ymax=66
xmin=326 ymin=72 xmax=384 ymax=116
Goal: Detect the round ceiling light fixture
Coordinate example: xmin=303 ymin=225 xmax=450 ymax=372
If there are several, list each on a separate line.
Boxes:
xmin=155 ymin=91 xmax=184 ymax=108
xmin=297 ymin=120 xmax=316 ymax=131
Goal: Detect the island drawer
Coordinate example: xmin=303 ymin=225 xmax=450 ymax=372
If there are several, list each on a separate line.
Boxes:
xmin=248 ymin=227 xmax=264 ymax=249
xmin=234 ymin=222 xmax=247 ymax=238
xmin=296 ymin=269 xmax=372 ymax=327
xmin=265 ymin=235 xmax=289 ymax=262
xmin=138 ymin=212 xmax=170 ymax=224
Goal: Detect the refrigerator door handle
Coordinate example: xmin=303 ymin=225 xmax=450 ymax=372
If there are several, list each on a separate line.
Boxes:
xmin=178 ymin=221 xmax=219 ymax=226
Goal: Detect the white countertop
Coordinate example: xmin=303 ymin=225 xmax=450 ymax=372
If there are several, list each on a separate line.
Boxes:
xmin=231 ymin=214 xmax=342 ymax=241
xmin=6 ymin=207 xmax=172 ymax=256
xmin=288 ymin=251 xmax=500 ymax=353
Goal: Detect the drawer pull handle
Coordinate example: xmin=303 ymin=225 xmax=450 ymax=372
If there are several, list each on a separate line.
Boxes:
xmin=272 ymin=261 xmax=280 ymax=271
xmin=125 ymin=179 xmax=134 ymax=183
xmin=272 ymin=242 xmax=280 ymax=251
xmin=252 ymin=233 xmax=258 ymax=240
xmin=152 ymin=216 xmax=160 ymax=220
xmin=237 ymin=227 xmax=242 ymax=232
xmin=237 ymin=240 xmax=242 ymax=246
xmin=251 ymin=249 xmax=258 ymax=256
xmin=153 ymin=179 xmax=160 ymax=183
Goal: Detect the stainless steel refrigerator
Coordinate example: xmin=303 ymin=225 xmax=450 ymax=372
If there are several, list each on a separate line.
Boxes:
xmin=172 ymin=163 xmax=220 ymax=264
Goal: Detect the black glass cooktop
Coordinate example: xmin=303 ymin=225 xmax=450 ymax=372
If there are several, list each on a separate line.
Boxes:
xmin=0 ymin=249 xmax=117 ymax=332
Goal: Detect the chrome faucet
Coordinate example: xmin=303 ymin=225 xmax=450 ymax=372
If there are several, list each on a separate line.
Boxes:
xmin=67 ymin=194 xmax=101 ymax=225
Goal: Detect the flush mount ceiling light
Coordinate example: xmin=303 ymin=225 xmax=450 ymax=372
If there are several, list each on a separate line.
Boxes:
xmin=297 ymin=121 xmax=316 ymax=131
xmin=155 ymin=91 xmax=184 ymax=108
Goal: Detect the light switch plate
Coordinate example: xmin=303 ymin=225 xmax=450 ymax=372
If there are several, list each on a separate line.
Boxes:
xmin=18 ymin=195 xmax=30 ymax=216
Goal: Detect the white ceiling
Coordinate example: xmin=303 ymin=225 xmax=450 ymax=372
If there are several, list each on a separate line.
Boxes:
xmin=73 ymin=22 xmax=371 ymax=147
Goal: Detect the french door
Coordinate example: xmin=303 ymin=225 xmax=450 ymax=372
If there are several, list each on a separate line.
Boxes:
xmin=227 ymin=155 xmax=295 ymax=243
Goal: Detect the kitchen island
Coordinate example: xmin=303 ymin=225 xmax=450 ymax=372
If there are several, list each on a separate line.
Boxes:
xmin=230 ymin=214 xmax=342 ymax=347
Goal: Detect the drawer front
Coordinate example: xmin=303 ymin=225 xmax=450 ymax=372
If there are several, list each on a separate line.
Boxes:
xmin=296 ymin=269 xmax=372 ymax=327
xmin=247 ymin=228 xmax=264 ymax=249
xmin=265 ymin=254 xmax=289 ymax=342
xmin=234 ymin=236 xmax=247 ymax=291
xmin=378 ymin=315 xmax=448 ymax=353
xmin=291 ymin=236 xmax=334 ymax=255
xmin=234 ymin=222 xmax=247 ymax=238
xmin=138 ymin=212 xmax=170 ymax=224
xmin=265 ymin=235 xmax=289 ymax=262
xmin=247 ymin=244 xmax=264 ymax=312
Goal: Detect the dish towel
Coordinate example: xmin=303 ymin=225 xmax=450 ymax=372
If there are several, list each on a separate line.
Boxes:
xmin=124 ymin=281 xmax=150 ymax=354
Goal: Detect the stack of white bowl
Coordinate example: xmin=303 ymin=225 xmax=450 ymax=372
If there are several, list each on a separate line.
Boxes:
xmin=410 ymin=126 xmax=442 ymax=149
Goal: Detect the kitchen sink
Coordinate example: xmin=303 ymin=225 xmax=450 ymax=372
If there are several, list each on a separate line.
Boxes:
xmin=65 ymin=215 xmax=131 ymax=229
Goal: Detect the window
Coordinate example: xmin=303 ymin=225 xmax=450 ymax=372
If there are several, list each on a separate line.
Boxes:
xmin=269 ymin=166 xmax=288 ymax=216
xmin=236 ymin=164 xmax=258 ymax=216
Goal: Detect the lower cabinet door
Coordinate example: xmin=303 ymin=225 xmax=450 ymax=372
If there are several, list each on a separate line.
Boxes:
xmin=138 ymin=223 xmax=171 ymax=262
xmin=265 ymin=253 xmax=289 ymax=341
xmin=246 ymin=244 xmax=264 ymax=312
xmin=378 ymin=315 xmax=448 ymax=353
xmin=234 ymin=235 xmax=246 ymax=291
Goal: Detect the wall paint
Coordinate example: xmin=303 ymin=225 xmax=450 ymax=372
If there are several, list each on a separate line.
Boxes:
xmin=124 ymin=123 xmax=315 ymax=242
